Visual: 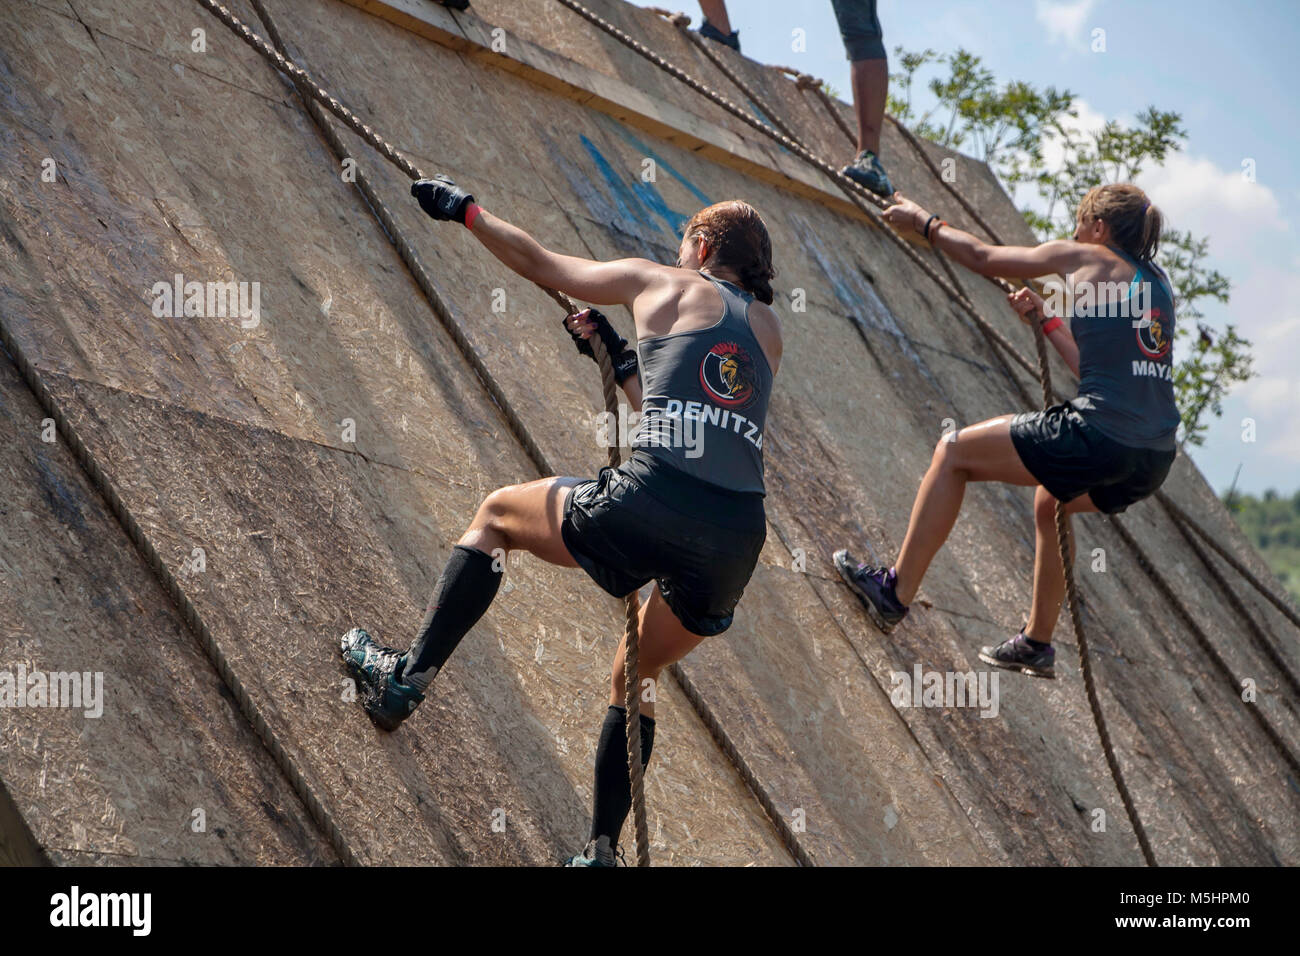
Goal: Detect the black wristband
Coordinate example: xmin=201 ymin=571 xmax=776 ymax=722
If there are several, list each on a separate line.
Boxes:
xmin=612 ymin=348 xmax=639 ymax=386
xmin=922 ymin=214 xmax=940 ymax=241
xmin=562 ymin=308 xmax=628 ymax=367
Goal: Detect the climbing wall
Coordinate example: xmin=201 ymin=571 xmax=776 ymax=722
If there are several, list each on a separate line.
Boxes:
xmin=1 ymin=0 xmax=1297 ymax=865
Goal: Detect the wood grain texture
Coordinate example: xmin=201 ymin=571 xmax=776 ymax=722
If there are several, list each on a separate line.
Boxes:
xmin=0 ymin=0 xmax=1295 ymax=865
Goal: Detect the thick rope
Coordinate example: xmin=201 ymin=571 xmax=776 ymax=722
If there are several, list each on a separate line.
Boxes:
xmin=217 ymin=0 xmax=657 ymax=864
xmin=1171 ymin=508 xmax=1300 ymax=703
xmin=0 ymin=303 xmax=358 ymax=866
xmin=1156 ymin=491 xmax=1300 ymax=632
xmin=666 ymin=661 xmax=816 ymax=866
xmin=1030 ymin=322 xmax=1156 ymax=865
xmin=636 ymin=2 xmax=1300 ymax=632
xmin=769 ymin=63 xmax=1006 ymax=244
xmin=591 ymin=0 xmax=1300 ymax=844
xmin=561 ymin=0 xmax=1043 ymax=377
xmin=1104 ymin=514 xmax=1300 ymax=782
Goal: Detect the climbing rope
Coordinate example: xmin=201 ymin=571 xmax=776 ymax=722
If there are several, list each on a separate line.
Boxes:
xmin=1029 ymin=323 xmax=1157 ymax=865
xmin=1156 ymin=490 xmax=1300 ymax=632
xmin=196 ymin=0 xmax=657 ymax=863
xmin=657 ymin=1 xmax=1149 ymax=862
xmin=631 ymin=1 xmax=1300 ymax=634
xmin=768 ymin=64 xmax=1006 ymax=245
xmin=568 ymin=0 xmax=1300 ymax=857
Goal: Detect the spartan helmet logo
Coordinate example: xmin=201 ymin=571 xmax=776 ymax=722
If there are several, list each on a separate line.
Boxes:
xmin=1136 ymin=306 xmax=1171 ymax=359
xmin=719 ymin=354 xmax=743 ymax=392
xmin=699 ymin=341 xmax=757 ymax=408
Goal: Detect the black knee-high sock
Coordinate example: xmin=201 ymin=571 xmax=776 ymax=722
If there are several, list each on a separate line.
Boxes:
xmin=402 ymin=545 xmax=500 ymax=688
xmin=589 ymin=704 xmax=656 ymax=847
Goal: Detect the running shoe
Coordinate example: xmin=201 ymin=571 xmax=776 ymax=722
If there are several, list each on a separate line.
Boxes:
xmin=841 ymin=150 xmax=894 ymax=198
xmin=698 ymin=19 xmax=740 ymax=52
xmin=563 ymin=835 xmax=620 ymax=867
xmin=339 ymin=627 xmax=425 ymax=731
xmin=978 ymin=631 xmax=1056 ymax=679
xmin=833 ymin=549 xmax=909 ymax=632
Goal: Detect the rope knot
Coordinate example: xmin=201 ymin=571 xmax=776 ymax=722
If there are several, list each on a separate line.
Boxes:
xmin=645 ymin=6 xmax=690 ymax=27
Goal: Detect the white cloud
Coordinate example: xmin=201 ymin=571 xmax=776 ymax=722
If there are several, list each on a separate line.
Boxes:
xmin=1240 ymin=375 xmax=1295 ymax=414
xmin=1139 ymin=152 xmax=1287 ymax=249
xmin=1034 ymin=0 xmax=1097 ymax=51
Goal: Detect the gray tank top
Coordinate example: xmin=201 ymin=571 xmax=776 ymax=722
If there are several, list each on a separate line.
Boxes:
xmin=1069 ymin=247 xmax=1179 ymax=451
xmin=629 ymin=273 xmax=774 ymax=494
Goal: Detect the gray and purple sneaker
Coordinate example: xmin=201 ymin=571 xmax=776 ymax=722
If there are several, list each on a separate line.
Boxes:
xmin=833 ymin=549 xmax=909 ymax=632
xmin=978 ymin=632 xmax=1056 ymax=679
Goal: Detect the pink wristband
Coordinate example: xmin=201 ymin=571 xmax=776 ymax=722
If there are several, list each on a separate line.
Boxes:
xmin=1041 ymin=316 xmax=1063 ymax=335
xmin=464 ymin=202 xmax=482 ymax=229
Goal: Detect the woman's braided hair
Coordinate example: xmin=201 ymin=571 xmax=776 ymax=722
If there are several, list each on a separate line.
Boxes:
xmin=682 ymin=200 xmax=776 ymax=304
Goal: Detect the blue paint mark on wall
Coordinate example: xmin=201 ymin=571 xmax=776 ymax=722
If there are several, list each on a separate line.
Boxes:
xmin=609 ymin=127 xmax=712 ymax=208
xmin=578 ymin=135 xmax=648 ymax=230
xmin=579 ymin=129 xmax=713 ymax=241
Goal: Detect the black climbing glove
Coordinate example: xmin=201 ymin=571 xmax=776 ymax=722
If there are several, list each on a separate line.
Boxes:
xmin=564 ymin=309 xmax=639 ymax=385
xmin=411 ymin=175 xmax=475 ymax=223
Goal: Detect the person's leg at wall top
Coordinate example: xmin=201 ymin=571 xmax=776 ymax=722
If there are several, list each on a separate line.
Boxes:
xmin=697 ymin=0 xmax=740 ymax=52
xmin=832 ymin=0 xmax=894 ymax=197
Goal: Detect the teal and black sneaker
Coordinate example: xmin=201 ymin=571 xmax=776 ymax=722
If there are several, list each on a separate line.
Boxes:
xmin=978 ymin=631 xmax=1056 ymax=679
xmin=698 ymin=19 xmax=740 ymax=52
xmin=841 ymin=150 xmax=895 ymax=198
xmin=339 ymin=627 xmax=425 ymax=731
xmin=563 ymin=836 xmax=620 ymax=867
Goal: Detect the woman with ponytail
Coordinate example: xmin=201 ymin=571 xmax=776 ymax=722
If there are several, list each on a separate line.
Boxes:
xmin=341 ymin=183 xmax=782 ymax=865
xmin=836 ymin=184 xmax=1178 ymax=679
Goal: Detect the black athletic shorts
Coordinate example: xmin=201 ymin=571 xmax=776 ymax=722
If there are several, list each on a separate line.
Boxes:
xmin=561 ymin=451 xmax=766 ymax=637
xmin=1010 ymin=402 xmax=1176 ymax=514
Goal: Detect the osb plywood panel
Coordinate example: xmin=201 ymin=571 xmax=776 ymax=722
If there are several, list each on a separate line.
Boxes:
xmin=0 ymin=0 xmax=1295 ymax=865
xmin=0 ymin=0 xmax=792 ymax=865
xmin=0 ymin=359 xmax=333 ymax=865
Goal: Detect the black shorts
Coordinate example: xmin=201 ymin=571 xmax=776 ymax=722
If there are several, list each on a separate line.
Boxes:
xmin=561 ymin=451 xmax=766 ymax=637
xmin=1010 ymin=403 xmax=1176 ymax=514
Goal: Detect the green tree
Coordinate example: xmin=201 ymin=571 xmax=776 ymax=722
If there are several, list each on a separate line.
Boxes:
xmin=888 ymin=47 xmax=1252 ymax=445
xmin=1224 ymin=488 xmax=1300 ymax=601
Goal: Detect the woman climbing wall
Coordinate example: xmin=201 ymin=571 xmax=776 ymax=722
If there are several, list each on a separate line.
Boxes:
xmin=836 ymin=183 xmax=1177 ymax=679
xmin=341 ymin=180 xmax=783 ymax=865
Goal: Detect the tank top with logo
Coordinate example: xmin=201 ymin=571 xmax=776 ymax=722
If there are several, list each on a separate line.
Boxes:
xmin=629 ymin=273 xmax=774 ymax=494
xmin=1069 ymin=248 xmax=1179 ymax=451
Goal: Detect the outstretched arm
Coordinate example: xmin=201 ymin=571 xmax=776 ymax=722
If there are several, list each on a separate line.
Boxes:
xmin=882 ymin=194 xmax=1091 ymax=279
xmin=410 ymin=176 xmax=657 ymax=307
xmin=469 ymin=210 xmax=656 ymax=307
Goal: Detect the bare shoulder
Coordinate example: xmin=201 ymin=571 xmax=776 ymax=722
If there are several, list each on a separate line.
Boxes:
xmin=746 ymin=299 xmax=783 ymax=374
xmin=608 ymin=257 xmax=677 ymax=282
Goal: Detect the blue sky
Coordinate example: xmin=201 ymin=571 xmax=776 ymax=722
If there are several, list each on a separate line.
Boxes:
xmin=630 ymin=0 xmax=1300 ymax=496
